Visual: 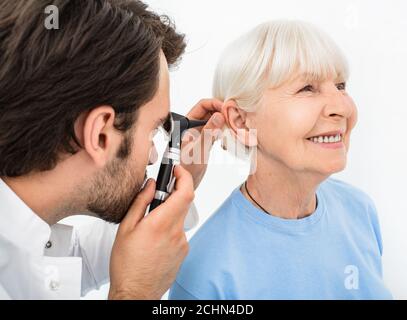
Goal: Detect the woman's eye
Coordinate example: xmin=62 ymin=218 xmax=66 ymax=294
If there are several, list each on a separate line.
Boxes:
xmin=297 ymin=85 xmax=314 ymax=93
xmin=336 ymin=82 xmax=346 ymax=90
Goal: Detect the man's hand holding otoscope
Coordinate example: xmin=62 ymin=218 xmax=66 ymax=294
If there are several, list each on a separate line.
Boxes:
xmin=109 ymin=99 xmax=225 ymax=300
xmin=150 ymin=99 xmax=225 ymax=212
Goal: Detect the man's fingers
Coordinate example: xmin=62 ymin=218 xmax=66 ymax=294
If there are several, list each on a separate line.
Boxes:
xmin=181 ymin=112 xmax=225 ymax=163
xmin=172 ymin=165 xmax=194 ymax=196
xmin=148 ymin=165 xmax=194 ymax=224
xmin=195 ymin=112 xmax=225 ymax=163
xmin=182 ymin=112 xmax=225 ymax=147
xmin=186 ymin=99 xmax=224 ymax=121
xmin=121 ymin=178 xmax=156 ymax=229
xmin=203 ymin=112 xmax=225 ymax=143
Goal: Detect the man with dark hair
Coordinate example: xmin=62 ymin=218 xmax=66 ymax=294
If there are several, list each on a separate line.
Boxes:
xmin=0 ymin=0 xmax=225 ymax=299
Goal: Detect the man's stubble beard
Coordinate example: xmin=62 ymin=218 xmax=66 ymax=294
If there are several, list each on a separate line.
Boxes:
xmin=86 ymin=135 xmax=148 ymax=224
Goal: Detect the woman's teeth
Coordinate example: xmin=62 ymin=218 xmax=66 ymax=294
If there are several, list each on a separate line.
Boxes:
xmin=308 ymin=134 xmax=342 ymax=144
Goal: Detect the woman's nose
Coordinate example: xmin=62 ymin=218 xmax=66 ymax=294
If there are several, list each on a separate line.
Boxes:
xmin=322 ymin=88 xmax=354 ymax=120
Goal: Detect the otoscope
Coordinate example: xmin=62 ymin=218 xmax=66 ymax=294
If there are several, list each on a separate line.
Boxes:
xmin=149 ymin=112 xmax=208 ymax=212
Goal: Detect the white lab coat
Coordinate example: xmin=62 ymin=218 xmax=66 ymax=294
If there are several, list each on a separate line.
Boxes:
xmin=0 ymin=178 xmax=118 ymax=299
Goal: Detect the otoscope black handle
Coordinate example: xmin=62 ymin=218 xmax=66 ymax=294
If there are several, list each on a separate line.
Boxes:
xmin=149 ymin=197 xmax=164 ymax=212
xmin=148 ymin=156 xmax=177 ymax=212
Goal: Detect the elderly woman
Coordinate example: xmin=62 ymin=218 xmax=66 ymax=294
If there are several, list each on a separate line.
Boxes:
xmin=169 ymin=20 xmax=392 ymax=299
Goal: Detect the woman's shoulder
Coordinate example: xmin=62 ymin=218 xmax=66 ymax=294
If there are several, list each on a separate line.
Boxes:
xmin=320 ymin=178 xmax=377 ymax=212
xmin=190 ymin=186 xmax=244 ymax=243
xmin=171 ymin=187 xmax=244 ymax=299
xmin=320 ymin=178 xmax=384 ymax=255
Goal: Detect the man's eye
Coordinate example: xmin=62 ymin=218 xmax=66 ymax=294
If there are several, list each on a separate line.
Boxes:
xmin=336 ymin=82 xmax=346 ymax=90
xmin=152 ymin=127 xmax=160 ymax=137
xmin=297 ymin=85 xmax=314 ymax=93
xmin=158 ymin=125 xmax=171 ymax=140
xmin=162 ymin=117 xmax=173 ymax=135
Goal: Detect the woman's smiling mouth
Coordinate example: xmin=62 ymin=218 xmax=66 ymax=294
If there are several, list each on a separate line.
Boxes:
xmin=306 ymin=131 xmax=345 ymax=149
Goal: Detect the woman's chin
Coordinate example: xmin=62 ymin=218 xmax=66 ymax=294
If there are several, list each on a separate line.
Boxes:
xmin=317 ymin=159 xmax=347 ymax=175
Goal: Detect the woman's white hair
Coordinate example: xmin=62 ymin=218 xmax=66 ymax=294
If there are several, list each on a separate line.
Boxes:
xmin=213 ymin=20 xmax=349 ymax=159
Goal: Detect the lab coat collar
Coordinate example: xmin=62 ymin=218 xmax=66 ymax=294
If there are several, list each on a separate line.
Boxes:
xmin=0 ymin=178 xmax=51 ymax=256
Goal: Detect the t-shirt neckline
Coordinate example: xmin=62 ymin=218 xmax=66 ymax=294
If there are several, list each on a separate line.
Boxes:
xmin=231 ymin=183 xmax=326 ymax=233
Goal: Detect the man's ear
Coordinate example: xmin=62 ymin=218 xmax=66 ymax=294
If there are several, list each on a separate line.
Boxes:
xmin=222 ymin=100 xmax=257 ymax=147
xmin=81 ymin=106 xmax=119 ymax=168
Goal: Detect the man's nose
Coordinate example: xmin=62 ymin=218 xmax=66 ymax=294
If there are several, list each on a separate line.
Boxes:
xmin=148 ymin=143 xmax=159 ymax=165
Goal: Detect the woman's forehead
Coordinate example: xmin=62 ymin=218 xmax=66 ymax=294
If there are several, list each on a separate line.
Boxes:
xmin=281 ymin=71 xmax=346 ymax=87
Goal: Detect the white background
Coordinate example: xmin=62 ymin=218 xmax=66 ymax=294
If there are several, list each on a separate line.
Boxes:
xmin=74 ymin=0 xmax=407 ymax=299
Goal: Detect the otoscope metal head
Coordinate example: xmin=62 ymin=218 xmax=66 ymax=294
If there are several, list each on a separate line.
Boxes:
xmin=168 ymin=112 xmax=208 ymax=149
xmin=170 ymin=112 xmax=208 ymax=134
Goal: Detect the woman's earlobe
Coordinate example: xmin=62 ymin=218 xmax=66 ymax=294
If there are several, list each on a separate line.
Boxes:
xmin=246 ymin=128 xmax=258 ymax=147
xmin=234 ymin=125 xmax=257 ymax=148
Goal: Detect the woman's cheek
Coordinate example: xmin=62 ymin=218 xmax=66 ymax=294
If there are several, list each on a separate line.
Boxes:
xmin=345 ymin=95 xmax=358 ymax=128
xmin=350 ymin=105 xmax=358 ymax=131
xmin=287 ymin=109 xmax=319 ymax=139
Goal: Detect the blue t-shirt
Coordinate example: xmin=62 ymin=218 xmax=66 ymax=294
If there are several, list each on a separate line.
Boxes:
xmin=169 ymin=179 xmax=392 ymax=300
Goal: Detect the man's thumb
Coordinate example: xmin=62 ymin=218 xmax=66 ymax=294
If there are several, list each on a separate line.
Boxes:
xmin=121 ymin=178 xmax=156 ymax=229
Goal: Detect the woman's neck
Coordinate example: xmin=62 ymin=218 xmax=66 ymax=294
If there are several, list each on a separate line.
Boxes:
xmin=242 ymin=154 xmax=327 ymax=220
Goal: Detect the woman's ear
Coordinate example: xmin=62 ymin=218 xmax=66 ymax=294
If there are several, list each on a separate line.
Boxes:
xmin=222 ymin=100 xmax=257 ymax=148
xmin=81 ymin=106 xmax=119 ymax=168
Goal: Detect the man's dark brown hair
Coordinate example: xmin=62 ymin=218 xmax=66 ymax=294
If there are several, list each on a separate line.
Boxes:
xmin=0 ymin=0 xmax=186 ymax=177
